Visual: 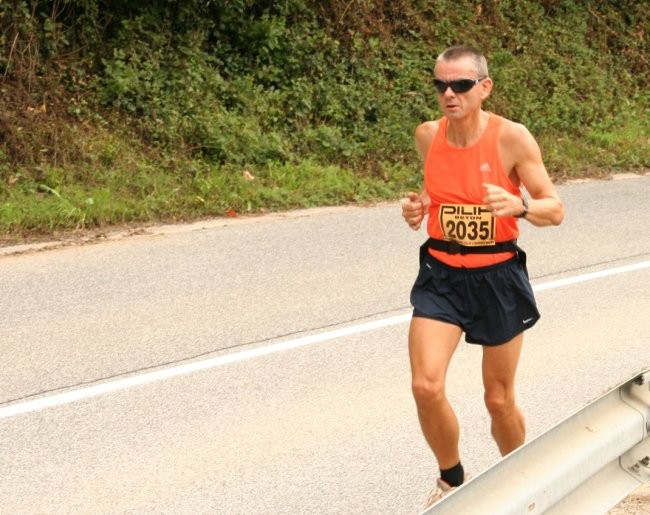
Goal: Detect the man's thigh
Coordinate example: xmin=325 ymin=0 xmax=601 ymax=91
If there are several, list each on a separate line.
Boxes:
xmin=481 ymin=333 xmax=524 ymax=391
xmin=409 ymin=317 xmax=463 ymax=381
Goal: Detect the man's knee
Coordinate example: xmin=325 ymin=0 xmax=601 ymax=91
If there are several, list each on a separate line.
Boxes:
xmin=484 ymin=388 xmax=515 ymax=418
xmin=412 ymin=376 xmax=446 ymax=406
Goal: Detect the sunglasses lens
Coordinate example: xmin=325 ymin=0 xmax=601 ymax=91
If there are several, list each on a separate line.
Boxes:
xmin=433 ymin=79 xmax=478 ymax=94
xmin=451 ymin=80 xmax=475 ymax=93
xmin=433 ymin=80 xmax=447 ymax=94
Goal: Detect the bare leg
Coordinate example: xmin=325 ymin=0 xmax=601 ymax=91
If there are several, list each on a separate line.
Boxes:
xmin=409 ymin=317 xmax=463 ymax=469
xmin=482 ymin=333 xmax=526 ymax=456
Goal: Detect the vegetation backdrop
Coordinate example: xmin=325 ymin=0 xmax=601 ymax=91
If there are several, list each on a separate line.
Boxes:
xmin=1 ymin=0 xmax=648 ymax=238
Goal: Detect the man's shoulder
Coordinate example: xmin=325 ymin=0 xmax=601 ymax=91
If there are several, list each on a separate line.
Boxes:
xmin=415 ymin=119 xmax=442 ymax=135
xmin=495 ymin=115 xmax=543 ymax=169
xmin=414 ymin=119 xmax=443 ymax=159
xmin=496 ymin=116 xmax=533 ymax=144
xmin=415 ymin=118 xmax=443 ymax=143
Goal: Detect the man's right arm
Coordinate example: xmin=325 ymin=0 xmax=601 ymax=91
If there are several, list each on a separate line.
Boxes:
xmin=401 ymin=122 xmax=437 ymax=230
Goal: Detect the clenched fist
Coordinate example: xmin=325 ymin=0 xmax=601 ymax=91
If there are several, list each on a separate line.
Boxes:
xmin=401 ymin=192 xmax=426 ymax=231
xmin=483 ymin=183 xmax=525 ymax=218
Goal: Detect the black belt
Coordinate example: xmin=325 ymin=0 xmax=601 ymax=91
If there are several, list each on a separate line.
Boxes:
xmin=424 ymin=238 xmax=519 ymax=255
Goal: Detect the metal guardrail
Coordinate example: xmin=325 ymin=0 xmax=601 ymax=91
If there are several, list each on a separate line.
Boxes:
xmin=424 ymin=368 xmax=650 ymax=515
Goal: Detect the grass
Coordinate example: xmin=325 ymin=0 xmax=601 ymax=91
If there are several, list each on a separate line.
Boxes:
xmin=1 ymin=110 xmax=647 ymax=243
xmin=0 ymin=154 xmax=424 ymax=240
xmin=540 ymin=111 xmax=650 ymax=179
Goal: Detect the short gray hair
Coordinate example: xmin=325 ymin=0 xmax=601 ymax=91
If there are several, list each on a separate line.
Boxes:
xmin=436 ymin=45 xmax=489 ymax=78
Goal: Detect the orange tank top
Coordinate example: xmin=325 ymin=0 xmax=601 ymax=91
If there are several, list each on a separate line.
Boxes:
xmin=424 ymin=114 xmax=519 ymax=268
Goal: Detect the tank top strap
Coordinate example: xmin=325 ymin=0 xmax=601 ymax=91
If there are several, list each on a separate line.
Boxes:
xmin=436 ymin=117 xmax=449 ymax=144
xmin=483 ymin=113 xmax=502 ymax=145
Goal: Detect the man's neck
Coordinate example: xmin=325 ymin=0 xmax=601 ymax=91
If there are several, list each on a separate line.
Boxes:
xmin=446 ymin=110 xmax=489 ymax=148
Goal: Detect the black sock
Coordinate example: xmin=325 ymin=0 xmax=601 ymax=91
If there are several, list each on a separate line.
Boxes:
xmin=440 ymin=462 xmax=464 ymax=487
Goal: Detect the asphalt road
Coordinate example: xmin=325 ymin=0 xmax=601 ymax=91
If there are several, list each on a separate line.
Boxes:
xmin=0 ymin=174 xmax=648 ymax=514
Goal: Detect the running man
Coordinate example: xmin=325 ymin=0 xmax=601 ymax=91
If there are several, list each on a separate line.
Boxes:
xmin=401 ymin=45 xmax=564 ymax=508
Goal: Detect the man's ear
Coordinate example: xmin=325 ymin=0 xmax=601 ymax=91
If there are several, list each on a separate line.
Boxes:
xmin=480 ymin=77 xmax=493 ymax=100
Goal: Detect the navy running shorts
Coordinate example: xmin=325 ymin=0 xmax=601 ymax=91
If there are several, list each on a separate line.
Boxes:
xmin=410 ymin=250 xmax=540 ymax=346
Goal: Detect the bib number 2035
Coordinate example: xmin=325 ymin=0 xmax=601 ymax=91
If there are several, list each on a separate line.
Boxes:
xmin=439 ymin=204 xmax=495 ymax=246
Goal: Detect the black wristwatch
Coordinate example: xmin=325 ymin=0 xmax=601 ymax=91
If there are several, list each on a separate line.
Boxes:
xmin=516 ymin=196 xmax=529 ymax=218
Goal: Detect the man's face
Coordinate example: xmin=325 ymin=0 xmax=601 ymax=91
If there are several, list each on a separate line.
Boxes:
xmin=433 ymin=56 xmax=491 ymax=119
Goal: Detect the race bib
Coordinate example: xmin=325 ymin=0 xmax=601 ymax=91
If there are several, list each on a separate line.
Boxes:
xmin=439 ymin=204 xmax=495 ymax=246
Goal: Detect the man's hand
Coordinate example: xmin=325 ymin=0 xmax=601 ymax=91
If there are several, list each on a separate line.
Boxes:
xmin=401 ymin=192 xmax=426 ymax=230
xmin=483 ymin=183 xmax=524 ymax=218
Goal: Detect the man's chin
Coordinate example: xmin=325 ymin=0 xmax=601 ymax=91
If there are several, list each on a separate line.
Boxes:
xmin=442 ymin=105 xmax=464 ymax=118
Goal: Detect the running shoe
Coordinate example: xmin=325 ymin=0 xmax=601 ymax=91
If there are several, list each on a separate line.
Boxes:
xmin=422 ymin=474 xmax=471 ymax=510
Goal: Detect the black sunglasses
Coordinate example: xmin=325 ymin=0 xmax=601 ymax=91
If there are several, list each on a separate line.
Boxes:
xmin=433 ymin=77 xmax=486 ymax=94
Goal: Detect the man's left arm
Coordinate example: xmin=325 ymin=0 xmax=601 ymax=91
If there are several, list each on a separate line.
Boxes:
xmin=484 ymin=123 xmax=564 ymax=227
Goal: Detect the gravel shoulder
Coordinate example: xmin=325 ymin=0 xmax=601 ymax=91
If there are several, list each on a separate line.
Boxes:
xmin=607 ymin=482 xmax=650 ymax=514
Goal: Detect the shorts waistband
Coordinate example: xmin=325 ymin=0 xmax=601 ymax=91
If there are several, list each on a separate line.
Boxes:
xmin=422 ymin=252 xmax=520 ymax=275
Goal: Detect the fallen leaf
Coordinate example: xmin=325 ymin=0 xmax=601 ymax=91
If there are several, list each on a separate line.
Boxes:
xmin=26 ymin=104 xmax=47 ymax=113
xmin=225 ymin=208 xmax=238 ymax=217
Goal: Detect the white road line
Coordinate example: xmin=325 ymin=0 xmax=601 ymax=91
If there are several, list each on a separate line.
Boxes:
xmin=532 ymin=261 xmax=650 ymax=291
xmin=1 ymin=260 xmax=648 ymax=420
